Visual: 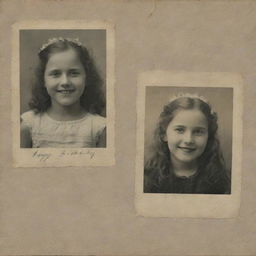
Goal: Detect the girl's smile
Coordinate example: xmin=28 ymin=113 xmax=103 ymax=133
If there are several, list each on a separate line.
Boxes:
xmin=44 ymin=48 xmax=86 ymax=108
xmin=164 ymin=109 xmax=208 ymax=167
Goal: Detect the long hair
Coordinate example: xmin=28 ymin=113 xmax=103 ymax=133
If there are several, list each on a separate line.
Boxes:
xmin=144 ymin=96 xmax=229 ymax=192
xmin=29 ymin=38 xmax=105 ymax=115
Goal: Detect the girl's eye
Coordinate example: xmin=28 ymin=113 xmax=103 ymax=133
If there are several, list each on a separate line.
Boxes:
xmin=49 ymin=71 xmax=61 ymax=77
xmin=194 ymin=129 xmax=206 ymax=135
xmin=70 ymin=70 xmax=80 ymax=76
xmin=175 ymin=127 xmax=185 ymax=133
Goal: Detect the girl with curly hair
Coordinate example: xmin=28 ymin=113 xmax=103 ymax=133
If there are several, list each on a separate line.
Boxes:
xmin=144 ymin=95 xmax=231 ymax=194
xmin=20 ymin=37 xmax=106 ymax=148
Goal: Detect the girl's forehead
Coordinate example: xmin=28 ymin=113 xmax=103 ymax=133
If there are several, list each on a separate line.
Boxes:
xmin=46 ymin=48 xmax=82 ymax=67
xmin=170 ymin=109 xmax=208 ymax=127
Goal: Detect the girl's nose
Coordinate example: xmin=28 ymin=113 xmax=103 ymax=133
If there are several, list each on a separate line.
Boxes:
xmin=60 ymin=74 xmax=70 ymax=87
xmin=183 ymin=131 xmax=194 ymax=144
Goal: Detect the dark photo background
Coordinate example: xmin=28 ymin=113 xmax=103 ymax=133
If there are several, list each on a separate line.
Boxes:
xmin=19 ymin=29 xmax=106 ymax=116
xmin=144 ymin=86 xmax=233 ymax=172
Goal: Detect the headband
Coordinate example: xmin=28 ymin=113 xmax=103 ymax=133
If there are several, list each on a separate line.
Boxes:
xmin=169 ymin=93 xmax=209 ymax=104
xmin=39 ymin=37 xmax=83 ymax=53
xmin=168 ymin=93 xmax=216 ymax=115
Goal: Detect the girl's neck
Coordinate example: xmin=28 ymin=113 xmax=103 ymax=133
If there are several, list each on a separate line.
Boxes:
xmin=47 ymin=103 xmax=87 ymax=121
xmin=171 ymin=157 xmax=198 ymax=178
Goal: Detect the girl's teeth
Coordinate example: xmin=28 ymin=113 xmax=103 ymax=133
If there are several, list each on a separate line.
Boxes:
xmin=179 ymin=147 xmax=195 ymax=152
xmin=59 ymin=90 xmax=73 ymax=94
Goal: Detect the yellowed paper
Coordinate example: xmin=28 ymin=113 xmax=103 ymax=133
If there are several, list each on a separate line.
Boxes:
xmin=1 ymin=0 xmax=256 ymax=255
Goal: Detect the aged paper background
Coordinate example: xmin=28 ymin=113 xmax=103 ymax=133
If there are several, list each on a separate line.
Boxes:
xmin=1 ymin=0 xmax=256 ymax=255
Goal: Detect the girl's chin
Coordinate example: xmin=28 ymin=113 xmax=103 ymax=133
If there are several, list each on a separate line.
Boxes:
xmin=55 ymin=98 xmax=80 ymax=106
xmin=58 ymin=102 xmax=77 ymax=107
xmin=171 ymin=154 xmax=199 ymax=165
xmin=177 ymin=155 xmax=196 ymax=162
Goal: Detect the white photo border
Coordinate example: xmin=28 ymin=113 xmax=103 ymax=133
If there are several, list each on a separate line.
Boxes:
xmin=12 ymin=20 xmax=115 ymax=167
xmin=135 ymin=71 xmax=243 ymax=218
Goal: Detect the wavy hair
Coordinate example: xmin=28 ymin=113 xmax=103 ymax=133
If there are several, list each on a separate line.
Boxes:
xmin=29 ymin=39 xmax=105 ymax=115
xmin=144 ymin=97 xmax=230 ymax=193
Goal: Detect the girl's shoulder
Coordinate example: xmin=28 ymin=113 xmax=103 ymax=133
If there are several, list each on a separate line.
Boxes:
xmin=21 ymin=110 xmax=36 ymax=118
xmin=197 ymin=167 xmax=231 ymax=194
xmin=20 ymin=110 xmax=42 ymax=126
xmin=144 ymin=167 xmax=161 ymax=193
xmin=85 ymin=113 xmax=106 ymax=129
xmin=86 ymin=113 xmax=106 ymax=121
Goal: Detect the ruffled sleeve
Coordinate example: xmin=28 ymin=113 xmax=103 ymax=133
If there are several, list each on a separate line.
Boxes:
xmin=20 ymin=110 xmax=36 ymax=132
xmin=91 ymin=115 xmax=106 ymax=144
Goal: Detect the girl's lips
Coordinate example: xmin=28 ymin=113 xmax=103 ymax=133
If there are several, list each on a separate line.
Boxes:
xmin=178 ymin=146 xmax=196 ymax=153
xmin=57 ymin=89 xmax=75 ymax=94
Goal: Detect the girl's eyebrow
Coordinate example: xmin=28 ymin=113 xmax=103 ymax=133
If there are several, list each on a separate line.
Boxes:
xmin=194 ymin=126 xmax=207 ymax=130
xmin=47 ymin=67 xmax=82 ymax=72
xmin=173 ymin=125 xmax=207 ymax=129
xmin=48 ymin=69 xmax=60 ymax=73
xmin=69 ymin=68 xmax=81 ymax=71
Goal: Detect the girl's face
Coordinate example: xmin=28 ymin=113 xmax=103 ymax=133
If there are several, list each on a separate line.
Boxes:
xmin=164 ymin=109 xmax=208 ymax=167
xmin=44 ymin=48 xmax=86 ymax=108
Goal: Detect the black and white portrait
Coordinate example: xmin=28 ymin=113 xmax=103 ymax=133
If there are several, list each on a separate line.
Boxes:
xmin=20 ymin=30 xmax=107 ymax=148
xmin=144 ymin=86 xmax=232 ymax=195
xmin=135 ymin=71 xmax=242 ymax=218
xmin=12 ymin=21 xmax=115 ymax=167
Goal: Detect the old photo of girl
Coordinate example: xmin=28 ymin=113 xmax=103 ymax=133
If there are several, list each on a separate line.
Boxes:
xmin=12 ymin=21 xmax=114 ymax=167
xmin=135 ymin=71 xmax=242 ymax=218
xmin=144 ymin=93 xmax=231 ymax=194
xmin=20 ymin=36 xmax=106 ymax=148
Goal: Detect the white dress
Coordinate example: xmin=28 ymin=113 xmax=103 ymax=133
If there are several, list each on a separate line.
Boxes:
xmin=21 ymin=110 xmax=106 ymax=148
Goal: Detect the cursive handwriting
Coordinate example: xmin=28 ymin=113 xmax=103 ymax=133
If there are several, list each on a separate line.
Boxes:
xmin=58 ymin=149 xmax=96 ymax=159
xmin=32 ymin=150 xmax=51 ymax=162
xmin=31 ymin=149 xmax=96 ymax=162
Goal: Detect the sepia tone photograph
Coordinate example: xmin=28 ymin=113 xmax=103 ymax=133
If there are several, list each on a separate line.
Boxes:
xmin=135 ymin=71 xmax=243 ymax=218
xmin=144 ymin=86 xmax=232 ymax=195
xmin=1 ymin=1 xmax=255 ymax=255
xmin=12 ymin=21 xmax=115 ymax=167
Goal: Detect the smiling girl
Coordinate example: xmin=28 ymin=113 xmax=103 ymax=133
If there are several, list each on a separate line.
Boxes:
xmin=144 ymin=95 xmax=231 ymax=194
xmin=20 ymin=38 xmax=106 ymax=148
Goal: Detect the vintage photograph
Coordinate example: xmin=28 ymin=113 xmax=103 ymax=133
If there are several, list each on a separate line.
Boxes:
xmin=12 ymin=21 xmax=115 ymax=167
xmin=144 ymin=87 xmax=232 ymax=194
xmin=135 ymin=71 xmax=243 ymax=218
xmin=20 ymin=32 xmax=107 ymax=148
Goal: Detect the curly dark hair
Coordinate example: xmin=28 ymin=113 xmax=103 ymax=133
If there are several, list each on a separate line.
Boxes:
xmin=144 ymin=97 xmax=230 ymax=194
xmin=29 ymin=38 xmax=105 ymax=115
